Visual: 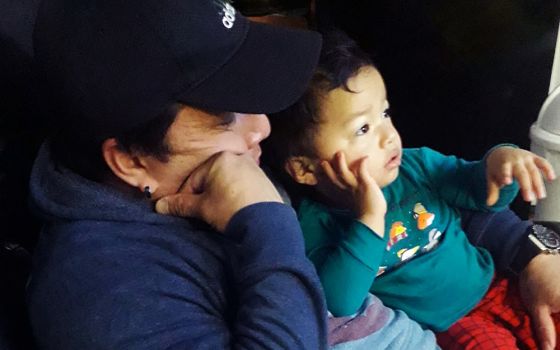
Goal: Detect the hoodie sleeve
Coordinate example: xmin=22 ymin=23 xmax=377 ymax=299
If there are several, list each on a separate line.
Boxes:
xmin=27 ymin=203 xmax=328 ymax=350
xmin=460 ymin=208 xmax=531 ymax=272
xmin=225 ymin=202 xmax=329 ymax=349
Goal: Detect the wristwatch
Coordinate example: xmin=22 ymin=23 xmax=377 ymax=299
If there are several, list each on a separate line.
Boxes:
xmin=510 ymin=223 xmax=560 ymax=274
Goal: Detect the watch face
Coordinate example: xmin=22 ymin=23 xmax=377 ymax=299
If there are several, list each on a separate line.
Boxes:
xmin=534 ymin=225 xmax=560 ymax=249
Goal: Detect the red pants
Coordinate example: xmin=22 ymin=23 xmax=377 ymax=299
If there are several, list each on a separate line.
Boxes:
xmin=436 ymin=276 xmax=560 ymax=350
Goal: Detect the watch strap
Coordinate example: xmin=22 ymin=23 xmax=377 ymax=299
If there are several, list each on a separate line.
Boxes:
xmin=510 ymin=223 xmax=560 ymax=274
xmin=510 ymin=226 xmax=541 ymax=274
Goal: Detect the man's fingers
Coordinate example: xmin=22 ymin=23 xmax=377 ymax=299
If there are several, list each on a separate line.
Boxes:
xmin=156 ymin=192 xmax=200 ymax=218
xmin=531 ymin=306 xmax=556 ymax=350
xmin=486 ymin=180 xmax=500 ymax=206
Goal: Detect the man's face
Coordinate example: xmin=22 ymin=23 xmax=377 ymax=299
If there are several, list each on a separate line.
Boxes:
xmin=146 ymin=106 xmax=271 ymax=198
xmin=312 ymin=66 xmax=402 ymax=190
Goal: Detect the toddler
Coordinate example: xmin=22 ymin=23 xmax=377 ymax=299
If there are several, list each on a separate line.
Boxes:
xmin=263 ymin=31 xmax=558 ymax=349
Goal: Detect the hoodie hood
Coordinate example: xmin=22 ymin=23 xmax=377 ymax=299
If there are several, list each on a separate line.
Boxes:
xmin=29 ymin=141 xmax=185 ymax=226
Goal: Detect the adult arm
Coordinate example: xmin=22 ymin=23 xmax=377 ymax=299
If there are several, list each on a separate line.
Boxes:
xmin=156 ymin=152 xmax=328 ymax=348
xmin=225 ymin=203 xmax=329 ymax=349
xmin=460 ymin=208 xmax=530 ymax=272
xmin=460 ymin=208 xmax=560 ymax=350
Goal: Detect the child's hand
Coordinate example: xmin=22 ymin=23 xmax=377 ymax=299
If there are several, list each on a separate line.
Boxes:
xmin=486 ymin=146 xmax=556 ymax=206
xmin=321 ymin=151 xmax=386 ymax=236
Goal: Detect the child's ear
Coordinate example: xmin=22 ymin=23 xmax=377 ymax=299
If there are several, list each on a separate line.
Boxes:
xmin=285 ymin=156 xmax=319 ymax=186
xmin=101 ymin=138 xmax=159 ymax=193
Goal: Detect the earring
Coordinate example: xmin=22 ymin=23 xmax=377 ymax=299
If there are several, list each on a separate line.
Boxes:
xmin=144 ymin=186 xmax=152 ymax=199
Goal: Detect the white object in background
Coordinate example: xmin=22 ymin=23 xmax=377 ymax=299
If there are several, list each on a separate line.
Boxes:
xmin=530 ymin=22 xmax=560 ymax=222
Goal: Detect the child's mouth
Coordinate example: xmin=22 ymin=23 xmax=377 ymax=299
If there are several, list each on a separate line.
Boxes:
xmin=386 ymin=151 xmax=402 ymax=169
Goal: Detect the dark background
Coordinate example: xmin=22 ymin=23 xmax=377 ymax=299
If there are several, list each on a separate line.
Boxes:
xmin=316 ymin=0 xmax=559 ymax=216
xmin=0 ymin=0 xmax=559 ymax=348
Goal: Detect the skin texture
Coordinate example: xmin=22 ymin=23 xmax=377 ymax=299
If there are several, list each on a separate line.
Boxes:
xmin=144 ymin=107 xmax=271 ymax=199
xmin=103 ymin=105 xmax=283 ymax=232
xmin=520 ymin=253 xmax=560 ymax=350
xmin=155 ymin=151 xmax=283 ymax=232
xmin=286 ymin=66 xmax=397 ymax=235
xmin=485 ymin=146 xmax=556 ymax=205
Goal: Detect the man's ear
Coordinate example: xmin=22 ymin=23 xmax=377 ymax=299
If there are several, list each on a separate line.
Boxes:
xmin=101 ymin=138 xmax=157 ymax=192
xmin=285 ymin=156 xmax=319 ymax=186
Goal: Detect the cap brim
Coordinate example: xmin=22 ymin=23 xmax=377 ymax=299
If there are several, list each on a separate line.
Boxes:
xmin=179 ymin=21 xmax=322 ymax=114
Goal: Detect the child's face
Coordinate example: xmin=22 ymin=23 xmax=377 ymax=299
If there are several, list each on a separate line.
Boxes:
xmin=312 ymin=66 xmax=402 ymax=189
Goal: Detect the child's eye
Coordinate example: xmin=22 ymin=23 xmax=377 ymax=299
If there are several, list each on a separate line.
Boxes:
xmin=382 ymin=108 xmax=392 ymax=118
xmin=356 ymin=124 xmax=370 ymax=136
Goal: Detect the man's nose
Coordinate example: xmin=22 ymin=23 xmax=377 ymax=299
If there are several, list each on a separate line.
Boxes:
xmin=241 ymin=113 xmax=271 ymax=147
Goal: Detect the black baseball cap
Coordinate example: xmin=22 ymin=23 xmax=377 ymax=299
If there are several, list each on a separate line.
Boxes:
xmin=33 ymin=0 xmax=322 ymax=134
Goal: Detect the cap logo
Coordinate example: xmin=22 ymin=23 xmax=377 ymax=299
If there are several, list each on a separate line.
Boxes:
xmin=220 ymin=2 xmax=236 ymax=29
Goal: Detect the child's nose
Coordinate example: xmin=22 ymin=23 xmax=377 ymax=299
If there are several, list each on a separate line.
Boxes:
xmin=381 ymin=125 xmax=398 ymax=148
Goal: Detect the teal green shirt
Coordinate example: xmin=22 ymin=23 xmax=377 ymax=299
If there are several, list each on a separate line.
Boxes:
xmin=299 ymin=147 xmax=519 ymax=331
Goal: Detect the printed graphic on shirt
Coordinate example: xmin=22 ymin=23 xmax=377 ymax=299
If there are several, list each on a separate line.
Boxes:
xmin=376 ymin=266 xmax=387 ymax=276
xmin=423 ymin=228 xmax=442 ymax=252
xmin=381 ymin=197 xmax=443 ymax=272
xmin=397 ymin=246 xmax=420 ymax=261
xmin=413 ymin=202 xmax=435 ymax=230
xmin=387 ymin=222 xmax=408 ymax=250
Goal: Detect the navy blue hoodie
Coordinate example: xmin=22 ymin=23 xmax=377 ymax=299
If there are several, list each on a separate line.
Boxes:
xmin=27 ymin=142 xmax=328 ymax=349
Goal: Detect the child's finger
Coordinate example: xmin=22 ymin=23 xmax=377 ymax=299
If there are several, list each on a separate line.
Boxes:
xmin=512 ymin=163 xmax=536 ymax=202
xmin=336 ymin=152 xmax=358 ymax=188
xmin=534 ymin=156 xmax=557 ymax=181
xmin=320 ymin=160 xmax=348 ymax=190
xmin=356 ymin=157 xmax=374 ymax=187
xmin=486 ymin=180 xmax=500 ymax=206
xmin=497 ymin=162 xmax=513 ymax=185
xmin=526 ymin=161 xmax=546 ymax=199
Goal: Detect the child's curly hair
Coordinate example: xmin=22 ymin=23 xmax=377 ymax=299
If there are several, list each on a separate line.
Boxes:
xmin=261 ymin=30 xmax=375 ymax=198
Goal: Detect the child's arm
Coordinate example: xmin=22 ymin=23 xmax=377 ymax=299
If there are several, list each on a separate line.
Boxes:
xmin=320 ymin=152 xmax=386 ymax=234
xmin=414 ymin=146 xmax=554 ymax=211
xmin=307 ymin=152 xmax=387 ymax=316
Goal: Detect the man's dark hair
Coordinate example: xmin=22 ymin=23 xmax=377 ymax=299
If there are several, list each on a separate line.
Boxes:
xmin=51 ymin=104 xmax=181 ymax=182
xmin=262 ymin=30 xmax=375 ymax=191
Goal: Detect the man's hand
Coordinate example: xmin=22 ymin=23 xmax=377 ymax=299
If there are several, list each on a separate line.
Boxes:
xmin=320 ymin=151 xmax=386 ymax=236
xmin=519 ymin=253 xmax=560 ymax=350
xmin=485 ymin=146 xmax=556 ymax=206
xmin=155 ymin=152 xmax=283 ymax=232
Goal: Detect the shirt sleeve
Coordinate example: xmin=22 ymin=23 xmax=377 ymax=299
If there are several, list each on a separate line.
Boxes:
xmin=301 ymin=203 xmax=387 ymax=317
xmin=413 ymin=147 xmax=519 ymax=211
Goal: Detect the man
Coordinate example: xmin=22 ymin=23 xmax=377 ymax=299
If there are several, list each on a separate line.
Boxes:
xmin=28 ymin=0 xmax=327 ymax=348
